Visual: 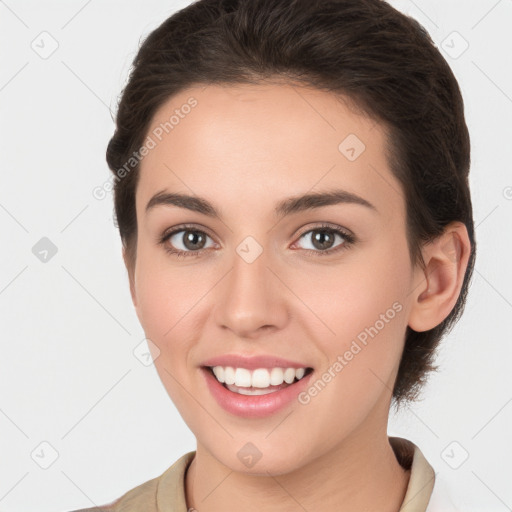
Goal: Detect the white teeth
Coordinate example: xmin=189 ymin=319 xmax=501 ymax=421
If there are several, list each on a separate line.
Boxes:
xmin=228 ymin=385 xmax=276 ymax=396
xmin=284 ymin=368 xmax=296 ymax=384
xmin=234 ymin=368 xmax=252 ymax=387
xmin=252 ymin=368 xmax=270 ymax=388
xmin=270 ymin=367 xmax=284 ymax=386
xmin=295 ymin=367 xmax=305 ymax=380
xmin=210 ymin=366 xmax=309 ymax=388
xmin=224 ymin=366 xmax=235 ymax=385
xmin=212 ymin=366 xmax=225 ymax=383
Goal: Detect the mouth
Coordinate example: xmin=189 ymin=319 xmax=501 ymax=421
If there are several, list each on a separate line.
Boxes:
xmin=202 ymin=365 xmax=314 ymax=396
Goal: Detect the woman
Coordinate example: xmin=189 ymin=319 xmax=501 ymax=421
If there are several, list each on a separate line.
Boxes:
xmin=72 ymin=0 xmax=476 ymax=510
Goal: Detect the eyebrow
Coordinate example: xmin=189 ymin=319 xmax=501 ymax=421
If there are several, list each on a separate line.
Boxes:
xmin=145 ymin=188 xmax=378 ymax=218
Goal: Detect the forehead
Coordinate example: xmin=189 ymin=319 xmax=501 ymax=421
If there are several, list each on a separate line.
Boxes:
xmin=136 ymin=82 xmax=404 ymax=224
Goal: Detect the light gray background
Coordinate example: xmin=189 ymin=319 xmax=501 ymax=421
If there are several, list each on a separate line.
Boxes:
xmin=1 ymin=1 xmax=511 ymax=511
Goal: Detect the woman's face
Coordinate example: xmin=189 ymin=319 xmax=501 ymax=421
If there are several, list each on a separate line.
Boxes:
xmin=127 ymin=83 xmax=425 ymax=473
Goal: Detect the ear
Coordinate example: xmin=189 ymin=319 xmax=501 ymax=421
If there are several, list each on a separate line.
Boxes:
xmin=408 ymin=221 xmax=471 ymax=332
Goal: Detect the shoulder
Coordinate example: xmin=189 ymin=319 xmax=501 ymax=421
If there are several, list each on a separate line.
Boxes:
xmin=63 ymin=476 xmax=160 ymax=512
xmin=63 ymin=451 xmax=196 ymax=512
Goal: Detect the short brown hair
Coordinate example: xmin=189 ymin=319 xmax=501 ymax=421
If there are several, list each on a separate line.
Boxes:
xmin=106 ymin=0 xmax=476 ymax=407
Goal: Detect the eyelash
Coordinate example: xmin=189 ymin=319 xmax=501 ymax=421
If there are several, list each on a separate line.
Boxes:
xmin=157 ymin=223 xmax=356 ymax=259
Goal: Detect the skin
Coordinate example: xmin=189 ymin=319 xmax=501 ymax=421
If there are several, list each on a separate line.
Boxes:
xmin=123 ymin=82 xmax=470 ymax=512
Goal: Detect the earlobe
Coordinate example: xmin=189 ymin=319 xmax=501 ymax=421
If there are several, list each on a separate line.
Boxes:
xmin=407 ymin=222 xmax=471 ymax=332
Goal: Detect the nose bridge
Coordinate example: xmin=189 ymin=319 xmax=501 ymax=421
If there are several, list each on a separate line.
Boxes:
xmin=215 ymin=237 xmax=287 ymax=336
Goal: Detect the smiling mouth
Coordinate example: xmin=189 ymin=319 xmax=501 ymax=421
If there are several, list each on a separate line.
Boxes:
xmin=204 ymin=366 xmax=314 ymax=395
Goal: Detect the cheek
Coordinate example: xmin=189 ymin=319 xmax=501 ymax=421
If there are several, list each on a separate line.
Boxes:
xmin=133 ymin=248 xmax=216 ymax=402
xmin=133 ymin=252 xmax=205 ymax=415
xmin=296 ymin=268 xmax=408 ymax=435
xmin=293 ymin=243 xmax=410 ymax=384
xmin=134 ymin=243 xmax=211 ymax=337
xmin=293 ymin=244 xmax=408 ymax=335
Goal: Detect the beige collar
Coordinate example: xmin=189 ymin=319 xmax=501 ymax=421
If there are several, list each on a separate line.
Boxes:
xmin=157 ymin=437 xmax=435 ymax=511
xmin=390 ymin=436 xmax=436 ymax=511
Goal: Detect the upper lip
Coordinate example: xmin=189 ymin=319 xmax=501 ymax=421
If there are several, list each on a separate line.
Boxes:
xmin=201 ymin=354 xmax=312 ymax=370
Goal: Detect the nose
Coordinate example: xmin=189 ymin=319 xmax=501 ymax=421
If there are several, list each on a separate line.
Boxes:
xmin=214 ymin=246 xmax=289 ymax=339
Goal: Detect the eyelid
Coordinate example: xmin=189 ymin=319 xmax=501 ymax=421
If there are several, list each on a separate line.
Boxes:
xmin=159 ymin=223 xmax=218 ymax=243
xmin=294 ymin=222 xmax=353 ymax=240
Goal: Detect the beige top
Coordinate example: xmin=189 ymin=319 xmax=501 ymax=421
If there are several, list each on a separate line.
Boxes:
xmin=69 ymin=436 xmax=436 ymax=511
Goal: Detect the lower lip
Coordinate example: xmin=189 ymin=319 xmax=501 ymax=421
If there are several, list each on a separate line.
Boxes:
xmin=201 ymin=367 xmax=314 ymax=418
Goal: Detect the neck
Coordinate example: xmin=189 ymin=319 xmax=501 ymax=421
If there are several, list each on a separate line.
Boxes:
xmin=185 ymin=428 xmax=410 ymax=512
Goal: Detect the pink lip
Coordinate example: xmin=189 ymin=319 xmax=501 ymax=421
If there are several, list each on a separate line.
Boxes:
xmin=201 ymin=354 xmax=311 ymax=370
xmin=201 ymin=367 xmax=314 ymax=418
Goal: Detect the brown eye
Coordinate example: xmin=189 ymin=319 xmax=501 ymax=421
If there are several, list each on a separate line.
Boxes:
xmin=159 ymin=226 xmax=217 ymax=258
xmin=180 ymin=230 xmax=207 ymax=250
xmin=309 ymin=230 xmax=336 ymax=250
xmin=167 ymin=229 xmax=213 ymax=252
xmin=293 ymin=225 xmax=356 ymax=256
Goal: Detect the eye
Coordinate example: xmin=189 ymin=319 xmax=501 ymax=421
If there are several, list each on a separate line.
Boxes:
xmin=158 ymin=225 xmax=216 ymax=258
xmin=292 ymin=223 xmax=355 ymax=256
xmin=158 ymin=223 xmax=356 ymax=259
